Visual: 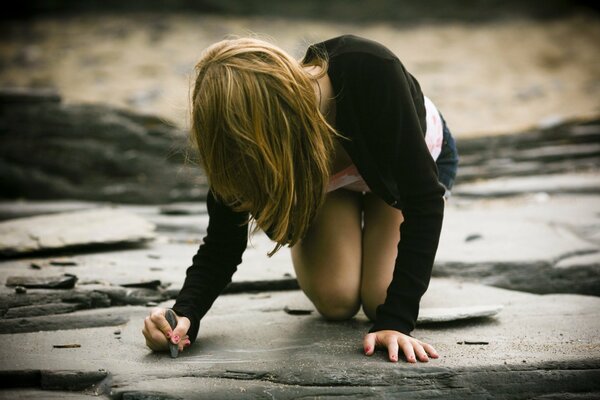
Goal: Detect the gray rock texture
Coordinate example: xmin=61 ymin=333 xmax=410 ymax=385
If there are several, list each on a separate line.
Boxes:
xmin=0 ymin=112 xmax=599 ymax=397
xmin=454 ymin=120 xmax=600 ymax=184
xmin=0 ymin=208 xmax=156 ymax=256
xmin=6 ymin=274 xmax=78 ymax=289
xmin=0 ymin=308 xmax=129 ymax=334
xmin=435 ymin=193 xmax=600 ymax=295
xmin=0 ymin=280 xmax=597 ymax=399
xmin=1 ymin=87 xmax=597 ymax=204
xmin=0 ymin=89 xmax=205 ymax=204
xmin=453 ymin=172 xmax=600 ymax=198
xmin=0 ymin=196 xmax=597 ymax=397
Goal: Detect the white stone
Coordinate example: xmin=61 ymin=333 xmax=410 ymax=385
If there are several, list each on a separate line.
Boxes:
xmin=418 ymin=304 xmax=504 ymax=324
xmin=0 ymin=208 xmax=156 ymax=255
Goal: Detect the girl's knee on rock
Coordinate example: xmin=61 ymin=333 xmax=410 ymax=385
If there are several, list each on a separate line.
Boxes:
xmin=311 ymin=291 xmax=361 ymax=321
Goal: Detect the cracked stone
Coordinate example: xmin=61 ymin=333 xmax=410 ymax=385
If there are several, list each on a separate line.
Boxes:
xmin=40 ymin=369 xmax=110 ymax=393
xmin=0 ymin=310 xmax=129 ymax=334
xmin=0 ymin=288 xmax=111 ymax=317
xmin=4 ymin=302 xmax=82 ymax=318
xmin=453 ymin=172 xmax=600 ymax=198
xmin=6 ymin=274 xmax=78 ymax=289
xmin=0 ymin=208 xmax=156 ymax=257
xmin=435 ymin=195 xmax=600 ymax=295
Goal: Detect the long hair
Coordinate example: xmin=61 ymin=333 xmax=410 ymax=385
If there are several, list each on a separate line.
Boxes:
xmin=190 ymin=37 xmax=337 ymax=256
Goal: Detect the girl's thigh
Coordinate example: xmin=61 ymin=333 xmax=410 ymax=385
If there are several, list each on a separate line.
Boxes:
xmin=360 ymin=193 xmax=403 ymax=321
xmin=290 ymin=189 xmax=363 ymax=320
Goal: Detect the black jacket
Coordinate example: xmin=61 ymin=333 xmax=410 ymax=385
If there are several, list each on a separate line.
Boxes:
xmin=173 ymin=35 xmax=446 ymax=343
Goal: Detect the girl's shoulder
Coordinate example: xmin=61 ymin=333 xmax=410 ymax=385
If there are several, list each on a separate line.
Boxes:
xmin=304 ymin=34 xmax=399 ymax=64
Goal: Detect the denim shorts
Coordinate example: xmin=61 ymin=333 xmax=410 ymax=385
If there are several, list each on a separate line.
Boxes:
xmin=435 ymin=113 xmax=459 ymax=198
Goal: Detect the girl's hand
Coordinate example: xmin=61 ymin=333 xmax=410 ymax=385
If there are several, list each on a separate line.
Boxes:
xmin=363 ymin=330 xmax=439 ymax=363
xmin=142 ymin=307 xmax=192 ymax=353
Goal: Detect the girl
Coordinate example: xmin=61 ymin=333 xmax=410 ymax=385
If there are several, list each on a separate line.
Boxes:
xmin=142 ymin=34 xmax=459 ymax=363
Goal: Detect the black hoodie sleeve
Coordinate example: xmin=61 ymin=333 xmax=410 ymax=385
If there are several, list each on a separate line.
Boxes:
xmin=171 ymin=190 xmax=248 ymax=343
xmin=346 ymin=52 xmax=446 ymax=335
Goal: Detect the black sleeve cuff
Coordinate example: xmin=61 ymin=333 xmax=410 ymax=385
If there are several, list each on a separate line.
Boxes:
xmin=368 ymin=316 xmax=414 ymax=337
xmin=171 ymin=305 xmax=200 ymax=345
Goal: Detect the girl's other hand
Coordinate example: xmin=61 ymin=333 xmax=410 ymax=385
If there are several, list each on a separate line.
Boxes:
xmin=363 ymin=330 xmax=439 ymax=363
xmin=142 ymin=307 xmax=192 ymax=353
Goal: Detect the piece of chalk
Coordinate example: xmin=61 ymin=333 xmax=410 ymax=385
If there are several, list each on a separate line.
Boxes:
xmin=165 ymin=309 xmax=179 ymax=358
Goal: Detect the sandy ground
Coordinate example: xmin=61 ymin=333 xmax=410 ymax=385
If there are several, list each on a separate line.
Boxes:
xmin=0 ymin=13 xmax=599 ymax=137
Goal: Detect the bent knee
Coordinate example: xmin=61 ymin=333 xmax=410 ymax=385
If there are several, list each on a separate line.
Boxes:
xmin=361 ymin=289 xmax=384 ymax=322
xmin=362 ymin=301 xmax=378 ymax=322
xmin=316 ymin=300 xmax=361 ymax=320
xmin=309 ymin=289 xmax=360 ymax=321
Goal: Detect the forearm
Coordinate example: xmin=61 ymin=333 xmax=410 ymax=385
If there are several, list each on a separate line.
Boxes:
xmin=370 ymin=197 xmax=444 ymax=334
xmin=172 ymin=191 xmax=249 ymax=343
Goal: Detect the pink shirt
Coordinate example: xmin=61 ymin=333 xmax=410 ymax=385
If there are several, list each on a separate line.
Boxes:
xmin=327 ymin=96 xmax=444 ymax=193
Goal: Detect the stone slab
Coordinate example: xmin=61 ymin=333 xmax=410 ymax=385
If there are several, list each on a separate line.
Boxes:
xmin=0 ymin=279 xmax=597 ymax=398
xmin=0 ymin=228 xmax=294 ymax=298
xmin=0 ymin=208 xmax=156 ymax=257
xmin=417 ymin=304 xmax=504 ymax=324
xmin=1 ymin=194 xmax=599 ymax=300
xmin=453 ymin=172 xmax=600 ymax=198
xmin=0 ymin=390 xmax=102 ymax=399
xmin=0 ymin=307 xmax=130 ymax=334
xmin=435 ymin=194 xmax=600 ymax=295
xmin=0 ymin=200 xmax=101 ymax=222
xmin=555 ymin=252 xmax=600 ymax=269
xmin=6 ymin=274 xmax=78 ymax=289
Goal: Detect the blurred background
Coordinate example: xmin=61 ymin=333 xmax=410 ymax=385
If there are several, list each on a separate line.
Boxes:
xmin=0 ymin=0 xmax=599 ymax=203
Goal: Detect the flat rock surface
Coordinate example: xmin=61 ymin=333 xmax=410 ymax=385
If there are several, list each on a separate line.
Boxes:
xmin=1 ymin=194 xmax=598 ymax=297
xmin=0 ymin=279 xmax=598 ymax=399
xmin=0 ymin=194 xmax=598 ymax=397
xmin=435 ymin=193 xmax=600 ymax=295
xmin=453 ymin=171 xmax=600 ymax=197
xmin=417 ymin=304 xmax=504 ymax=324
xmin=0 ymin=202 xmax=294 ymax=296
xmin=0 ymin=208 xmax=156 ymax=256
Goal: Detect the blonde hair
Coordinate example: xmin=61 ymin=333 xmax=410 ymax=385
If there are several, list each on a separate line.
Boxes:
xmin=190 ymin=37 xmax=337 ymax=256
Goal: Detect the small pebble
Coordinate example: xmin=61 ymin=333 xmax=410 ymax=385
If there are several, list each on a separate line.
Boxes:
xmin=465 ymin=234 xmax=483 ymax=242
xmin=114 ymin=330 xmax=121 ymax=335
xmin=30 ymin=263 xmax=42 ymax=270
xmin=115 ymin=336 xmax=121 ymax=340
xmin=15 ymin=286 xmax=27 ymax=294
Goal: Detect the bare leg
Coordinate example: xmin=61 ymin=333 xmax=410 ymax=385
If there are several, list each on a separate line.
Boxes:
xmin=360 ymin=193 xmax=404 ymax=321
xmin=290 ymin=189 xmax=363 ymax=320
